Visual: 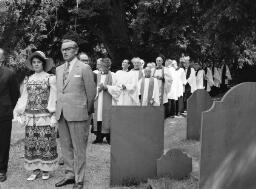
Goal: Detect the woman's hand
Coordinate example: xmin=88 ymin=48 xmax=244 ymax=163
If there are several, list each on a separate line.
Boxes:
xmin=50 ymin=114 xmax=58 ymax=128
xmin=16 ymin=114 xmax=27 ymax=127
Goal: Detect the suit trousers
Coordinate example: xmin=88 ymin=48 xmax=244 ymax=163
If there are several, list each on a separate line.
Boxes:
xmin=58 ymin=114 xmax=90 ymax=183
xmin=0 ymin=120 xmax=12 ymax=173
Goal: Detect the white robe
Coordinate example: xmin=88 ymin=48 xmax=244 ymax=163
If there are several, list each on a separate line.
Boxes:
xmin=185 ymin=67 xmax=197 ymax=93
xmin=96 ymin=72 xmax=116 ymax=121
xmin=205 ymin=67 xmax=214 ymax=92
xmin=220 ymin=65 xmax=232 ymax=84
xmin=113 ymin=69 xmax=140 ymax=105
xmin=211 ymin=67 xmax=221 ymax=87
xmin=107 ymin=70 xmax=139 ymax=106
xmin=152 ymin=67 xmax=172 ymax=104
xmin=196 ymin=69 xmax=205 ymax=90
xmin=168 ymin=68 xmax=186 ymax=100
xmin=138 ymin=77 xmax=160 ymax=106
xmin=96 ymin=74 xmax=107 ymax=121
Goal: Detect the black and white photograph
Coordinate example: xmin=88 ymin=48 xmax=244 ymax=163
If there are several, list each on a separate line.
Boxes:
xmin=0 ymin=0 xmax=256 ymax=188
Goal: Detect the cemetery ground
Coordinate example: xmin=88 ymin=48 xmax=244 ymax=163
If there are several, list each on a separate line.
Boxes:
xmin=0 ymin=116 xmax=199 ymax=189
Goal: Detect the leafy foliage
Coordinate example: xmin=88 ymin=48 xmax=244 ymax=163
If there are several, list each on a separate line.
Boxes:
xmin=0 ymin=0 xmax=256 ymax=75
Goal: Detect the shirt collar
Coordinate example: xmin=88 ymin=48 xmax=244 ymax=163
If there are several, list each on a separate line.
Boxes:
xmin=66 ymin=57 xmax=77 ymax=67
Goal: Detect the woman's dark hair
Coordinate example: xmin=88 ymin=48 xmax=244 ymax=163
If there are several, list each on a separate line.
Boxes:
xmin=31 ymin=55 xmax=47 ymax=70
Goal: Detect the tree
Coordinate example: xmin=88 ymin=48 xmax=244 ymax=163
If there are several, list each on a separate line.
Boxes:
xmin=198 ymin=0 xmax=256 ymax=66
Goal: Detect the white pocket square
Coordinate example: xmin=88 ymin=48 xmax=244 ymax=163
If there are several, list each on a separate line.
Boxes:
xmin=74 ymin=75 xmax=81 ymax=78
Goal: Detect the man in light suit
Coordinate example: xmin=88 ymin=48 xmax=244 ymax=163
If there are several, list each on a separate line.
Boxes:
xmin=55 ymin=38 xmax=96 ymax=189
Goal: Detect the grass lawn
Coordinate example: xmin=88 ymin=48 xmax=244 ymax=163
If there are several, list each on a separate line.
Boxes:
xmin=0 ymin=116 xmax=199 ymax=189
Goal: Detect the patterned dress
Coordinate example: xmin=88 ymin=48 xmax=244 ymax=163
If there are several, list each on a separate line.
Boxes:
xmin=14 ymin=72 xmax=58 ymax=171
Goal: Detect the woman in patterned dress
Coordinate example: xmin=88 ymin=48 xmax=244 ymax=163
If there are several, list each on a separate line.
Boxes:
xmin=14 ymin=51 xmax=58 ymax=181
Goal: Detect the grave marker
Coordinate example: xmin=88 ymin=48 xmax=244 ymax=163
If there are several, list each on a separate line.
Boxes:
xmin=110 ymin=106 xmax=164 ymax=186
xmin=157 ymin=149 xmax=192 ymax=179
xmin=200 ymin=82 xmax=256 ymax=189
xmin=187 ymin=89 xmax=213 ymax=140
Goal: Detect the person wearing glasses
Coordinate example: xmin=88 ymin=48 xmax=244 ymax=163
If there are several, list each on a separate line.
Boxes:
xmin=55 ymin=37 xmax=96 ymax=189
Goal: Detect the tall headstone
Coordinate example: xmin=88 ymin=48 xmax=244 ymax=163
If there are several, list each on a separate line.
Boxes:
xmin=110 ymin=106 xmax=164 ymax=186
xmin=187 ymin=89 xmax=213 ymax=140
xmin=200 ymin=82 xmax=256 ymax=189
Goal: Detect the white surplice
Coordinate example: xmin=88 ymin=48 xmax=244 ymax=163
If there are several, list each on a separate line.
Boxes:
xmin=107 ymin=70 xmax=140 ymax=106
xmin=97 ymin=74 xmax=107 ymax=121
xmin=205 ymin=67 xmax=214 ymax=92
xmin=211 ymin=67 xmax=221 ymax=87
xmin=152 ymin=67 xmax=172 ymax=104
xmin=185 ymin=67 xmax=197 ymax=93
xmin=220 ymin=65 xmax=232 ymax=84
xmin=196 ymin=69 xmax=205 ymax=90
xmin=168 ymin=68 xmax=186 ymax=100
xmin=138 ymin=77 xmax=160 ymax=106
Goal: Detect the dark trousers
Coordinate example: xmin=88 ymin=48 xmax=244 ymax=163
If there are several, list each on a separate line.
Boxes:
xmin=220 ymin=83 xmax=228 ymax=93
xmin=168 ymin=97 xmax=183 ymax=116
xmin=209 ymin=86 xmax=219 ymax=97
xmin=96 ymin=121 xmax=110 ymax=143
xmin=169 ymin=100 xmax=178 ymax=116
xmin=164 ymin=103 xmax=169 ymax=118
xmin=0 ymin=120 xmax=12 ymax=173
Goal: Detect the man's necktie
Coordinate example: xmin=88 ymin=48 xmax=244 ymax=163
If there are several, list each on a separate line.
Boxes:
xmin=63 ymin=62 xmax=70 ymax=85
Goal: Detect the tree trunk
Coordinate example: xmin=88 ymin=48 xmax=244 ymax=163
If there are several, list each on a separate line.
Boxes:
xmin=90 ymin=0 xmax=134 ymax=71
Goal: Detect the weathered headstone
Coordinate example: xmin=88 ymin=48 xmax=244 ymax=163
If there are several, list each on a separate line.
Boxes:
xmin=200 ymin=82 xmax=256 ymax=189
xmin=110 ymin=106 xmax=164 ymax=186
xmin=187 ymin=89 xmax=213 ymax=140
xmin=157 ymin=149 xmax=192 ymax=179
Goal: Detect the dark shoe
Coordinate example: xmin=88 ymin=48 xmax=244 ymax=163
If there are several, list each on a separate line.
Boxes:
xmin=106 ymin=136 xmax=110 ymax=145
xmin=55 ymin=178 xmax=75 ymax=187
xmin=92 ymin=139 xmax=103 ymax=144
xmin=58 ymin=158 xmax=64 ymax=166
xmin=73 ymin=182 xmax=84 ymax=189
xmin=0 ymin=172 xmax=7 ymax=182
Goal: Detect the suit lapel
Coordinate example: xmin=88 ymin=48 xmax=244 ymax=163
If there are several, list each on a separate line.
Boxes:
xmin=63 ymin=60 xmax=79 ymax=89
xmin=58 ymin=65 xmax=64 ymax=90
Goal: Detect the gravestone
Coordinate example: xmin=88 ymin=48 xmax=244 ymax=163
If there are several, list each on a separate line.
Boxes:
xmin=157 ymin=149 xmax=192 ymax=179
xmin=200 ymin=82 xmax=256 ymax=189
xmin=110 ymin=106 xmax=164 ymax=186
xmin=187 ymin=89 xmax=213 ymax=140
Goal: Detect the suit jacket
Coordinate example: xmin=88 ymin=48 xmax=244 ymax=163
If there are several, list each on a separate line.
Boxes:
xmin=56 ymin=58 xmax=96 ymax=121
xmin=0 ymin=66 xmax=19 ymax=121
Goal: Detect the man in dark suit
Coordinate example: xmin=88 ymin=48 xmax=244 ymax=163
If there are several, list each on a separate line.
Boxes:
xmin=0 ymin=48 xmax=19 ymax=182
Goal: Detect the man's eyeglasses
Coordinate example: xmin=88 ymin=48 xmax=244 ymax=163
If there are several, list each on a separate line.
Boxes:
xmin=61 ymin=47 xmax=75 ymax=52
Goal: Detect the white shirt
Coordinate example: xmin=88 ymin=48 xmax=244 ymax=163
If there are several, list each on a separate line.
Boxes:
xmin=66 ymin=57 xmax=78 ymax=73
